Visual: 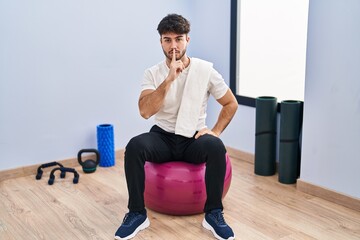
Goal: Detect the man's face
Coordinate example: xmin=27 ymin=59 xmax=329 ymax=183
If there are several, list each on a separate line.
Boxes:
xmin=160 ymin=33 xmax=190 ymax=61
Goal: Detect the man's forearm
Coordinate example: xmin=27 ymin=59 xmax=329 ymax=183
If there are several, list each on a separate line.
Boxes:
xmin=211 ymin=101 xmax=238 ymax=136
xmin=138 ymin=78 xmax=172 ymax=119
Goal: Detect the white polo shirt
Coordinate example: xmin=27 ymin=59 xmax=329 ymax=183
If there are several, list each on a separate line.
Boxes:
xmin=141 ymin=58 xmax=229 ymax=134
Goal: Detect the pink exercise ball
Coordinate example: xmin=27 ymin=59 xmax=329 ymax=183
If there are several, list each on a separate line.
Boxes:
xmin=144 ymin=154 xmax=232 ymax=215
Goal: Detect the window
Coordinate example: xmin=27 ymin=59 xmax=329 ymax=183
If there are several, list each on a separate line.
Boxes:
xmin=230 ymin=0 xmax=309 ymax=107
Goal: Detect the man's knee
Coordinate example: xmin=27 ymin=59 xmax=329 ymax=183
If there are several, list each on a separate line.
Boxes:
xmin=197 ymin=135 xmax=226 ymax=155
xmin=126 ymin=135 xmax=144 ymax=152
xmin=124 ymin=134 xmax=152 ymax=163
xmin=127 ymin=132 xmax=156 ymax=152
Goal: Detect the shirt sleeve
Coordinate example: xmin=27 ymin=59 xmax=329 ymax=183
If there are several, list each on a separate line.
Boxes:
xmin=208 ymin=68 xmax=229 ymax=99
xmin=141 ymin=69 xmax=156 ymax=91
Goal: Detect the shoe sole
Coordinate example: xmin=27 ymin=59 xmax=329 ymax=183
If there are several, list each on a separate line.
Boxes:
xmin=114 ymin=217 xmax=150 ymax=240
xmin=202 ymin=218 xmax=235 ymax=240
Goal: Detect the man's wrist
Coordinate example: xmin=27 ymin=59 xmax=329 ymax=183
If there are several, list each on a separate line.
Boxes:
xmin=211 ymin=129 xmax=221 ymax=137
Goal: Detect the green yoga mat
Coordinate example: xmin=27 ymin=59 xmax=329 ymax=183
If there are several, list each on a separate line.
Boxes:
xmin=254 ymin=96 xmax=278 ymax=176
xmin=278 ymin=100 xmax=303 ymax=184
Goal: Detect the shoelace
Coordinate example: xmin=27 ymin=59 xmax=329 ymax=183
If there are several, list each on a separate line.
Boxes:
xmin=122 ymin=212 xmax=139 ymax=225
xmin=212 ymin=210 xmax=226 ymax=225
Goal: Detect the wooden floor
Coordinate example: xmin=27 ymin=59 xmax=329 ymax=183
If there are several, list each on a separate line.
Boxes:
xmin=1 ymin=154 xmax=360 ymax=240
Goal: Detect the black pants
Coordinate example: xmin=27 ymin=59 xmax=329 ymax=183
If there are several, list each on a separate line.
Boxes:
xmin=124 ymin=125 xmax=227 ymax=213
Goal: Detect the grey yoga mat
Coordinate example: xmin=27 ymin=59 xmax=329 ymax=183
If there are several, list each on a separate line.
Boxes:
xmin=254 ymin=96 xmax=278 ymax=176
xmin=278 ymin=100 xmax=303 ymax=184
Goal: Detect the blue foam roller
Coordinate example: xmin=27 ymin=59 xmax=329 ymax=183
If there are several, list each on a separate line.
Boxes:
xmin=97 ymin=124 xmax=115 ymax=167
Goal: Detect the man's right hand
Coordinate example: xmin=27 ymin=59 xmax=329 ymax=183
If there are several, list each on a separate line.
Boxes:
xmin=168 ymin=48 xmax=185 ymax=81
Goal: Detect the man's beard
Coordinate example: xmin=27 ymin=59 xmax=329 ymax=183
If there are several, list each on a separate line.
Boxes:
xmin=163 ymin=48 xmax=187 ymax=61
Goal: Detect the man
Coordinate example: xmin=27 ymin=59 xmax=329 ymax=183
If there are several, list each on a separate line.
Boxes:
xmin=115 ymin=14 xmax=238 ymax=240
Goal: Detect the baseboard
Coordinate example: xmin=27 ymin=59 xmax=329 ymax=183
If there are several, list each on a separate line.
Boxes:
xmin=226 ymin=146 xmax=254 ymax=164
xmin=0 ymin=147 xmax=248 ymax=182
xmin=0 ymin=149 xmax=125 ymax=182
xmin=297 ymin=179 xmax=360 ymax=212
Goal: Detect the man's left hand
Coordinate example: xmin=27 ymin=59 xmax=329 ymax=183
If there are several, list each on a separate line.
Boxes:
xmin=194 ymin=128 xmax=219 ymax=139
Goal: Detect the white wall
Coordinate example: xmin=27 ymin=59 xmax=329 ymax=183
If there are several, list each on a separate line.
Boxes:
xmin=0 ymin=0 xmax=189 ymax=170
xmin=300 ymin=0 xmax=360 ymax=198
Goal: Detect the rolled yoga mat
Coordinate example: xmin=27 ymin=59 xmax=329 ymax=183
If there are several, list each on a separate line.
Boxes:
xmin=278 ymin=100 xmax=303 ymax=184
xmin=254 ymin=96 xmax=278 ymax=176
xmin=97 ymin=124 xmax=115 ymax=167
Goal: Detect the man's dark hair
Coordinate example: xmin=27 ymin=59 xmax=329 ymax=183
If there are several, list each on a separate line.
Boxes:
xmin=157 ymin=14 xmax=190 ymax=35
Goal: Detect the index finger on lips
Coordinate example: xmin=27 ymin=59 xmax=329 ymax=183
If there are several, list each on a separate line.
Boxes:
xmin=172 ymin=49 xmax=176 ymax=62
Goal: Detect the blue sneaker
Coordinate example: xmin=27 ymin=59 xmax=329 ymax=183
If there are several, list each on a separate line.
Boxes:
xmin=202 ymin=209 xmax=235 ymax=240
xmin=114 ymin=210 xmax=150 ymax=240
